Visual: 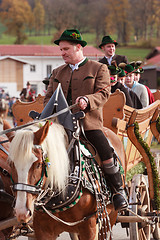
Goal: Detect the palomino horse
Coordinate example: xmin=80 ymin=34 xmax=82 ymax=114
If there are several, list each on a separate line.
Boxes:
xmin=6 ymin=120 xmax=127 ymax=240
xmin=0 ymin=99 xmax=9 ymax=119
xmin=0 ymin=121 xmax=15 ymax=239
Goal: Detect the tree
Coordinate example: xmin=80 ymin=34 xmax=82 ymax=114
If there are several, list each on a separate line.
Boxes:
xmin=88 ymin=0 xmax=108 ymax=45
xmin=153 ymin=0 xmax=160 ymax=38
xmin=129 ymin=0 xmax=155 ymax=41
xmin=33 ymin=0 xmax=45 ymax=35
xmin=106 ymin=0 xmax=131 ymax=45
xmin=43 ymin=0 xmax=54 ymax=35
xmin=50 ymin=0 xmax=78 ymax=42
xmin=0 ymin=0 xmax=34 ymax=44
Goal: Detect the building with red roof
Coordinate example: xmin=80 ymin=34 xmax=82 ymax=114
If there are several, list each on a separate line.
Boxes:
xmin=142 ymin=48 xmax=160 ymax=90
xmin=0 ymin=45 xmax=104 ymax=97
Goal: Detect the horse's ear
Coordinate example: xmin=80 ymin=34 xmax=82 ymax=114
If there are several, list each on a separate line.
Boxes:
xmin=3 ymin=120 xmax=15 ymax=142
xmin=34 ymin=121 xmax=50 ymax=145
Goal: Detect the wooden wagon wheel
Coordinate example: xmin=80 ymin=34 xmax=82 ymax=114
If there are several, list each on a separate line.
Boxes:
xmin=129 ymin=174 xmax=151 ymax=240
xmin=153 ymin=221 xmax=160 ymax=240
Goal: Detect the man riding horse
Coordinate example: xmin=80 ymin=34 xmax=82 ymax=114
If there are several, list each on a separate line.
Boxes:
xmin=44 ymin=29 xmax=128 ymax=211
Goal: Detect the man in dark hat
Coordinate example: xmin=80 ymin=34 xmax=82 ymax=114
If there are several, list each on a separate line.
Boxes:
xmin=44 ymin=29 xmax=128 ymax=211
xmin=99 ymin=35 xmax=128 ymax=66
xmin=20 ymin=81 xmax=35 ymax=102
xmin=117 ymin=64 xmax=143 ymax=109
xmin=124 ymin=64 xmax=149 ymax=107
xmin=108 ymin=62 xmax=133 ymax=108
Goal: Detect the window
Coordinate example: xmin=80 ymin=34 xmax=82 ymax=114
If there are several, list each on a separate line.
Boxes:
xmin=47 ymin=65 xmax=52 ymax=77
xmin=30 ymin=65 xmax=36 ymax=72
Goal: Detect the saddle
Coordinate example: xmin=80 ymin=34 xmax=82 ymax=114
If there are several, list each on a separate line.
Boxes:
xmin=31 ymin=85 xmax=120 ymax=212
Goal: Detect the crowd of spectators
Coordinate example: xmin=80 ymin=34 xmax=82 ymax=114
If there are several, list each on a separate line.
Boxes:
xmin=0 ymin=81 xmax=36 ymax=127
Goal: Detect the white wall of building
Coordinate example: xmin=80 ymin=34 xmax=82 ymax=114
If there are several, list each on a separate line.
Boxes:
xmin=14 ymin=55 xmax=100 ymax=97
xmin=20 ymin=56 xmax=63 ymax=96
xmin=0 ymin=82 xmax=18 ymax=98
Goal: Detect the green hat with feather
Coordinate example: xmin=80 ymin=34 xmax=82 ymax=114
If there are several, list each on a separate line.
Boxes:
xmin=118 ymin=69 xmax=126 ymax=77
xmin=134 ymin=61 xmax=144 ymax=73
xmin=99 ymin=35 xmax=118 ymax=48
xmin=108 ymin=61 xmax=122 ymax=75
xmin=54 ymin=29 xmax=87 ymax=47
xmin=128 ymin=61 xmax=144 ymax=73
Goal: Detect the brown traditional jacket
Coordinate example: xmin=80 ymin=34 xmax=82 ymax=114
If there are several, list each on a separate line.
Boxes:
xmin=44 ymin=59 xmax=110 ymax=131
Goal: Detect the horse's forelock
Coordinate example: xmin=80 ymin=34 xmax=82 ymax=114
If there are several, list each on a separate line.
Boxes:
xmin=9 ymin=129 xmax=34 ymax=166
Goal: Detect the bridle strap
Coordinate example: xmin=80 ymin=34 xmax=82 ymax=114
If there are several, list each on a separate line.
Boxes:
xmin=0 ymin=143 xmax=9 ymax=155
xmin=11 ymin=156 xmax=47 ymax=195
xmin=12 ymin=183 xmax=41 ymax=195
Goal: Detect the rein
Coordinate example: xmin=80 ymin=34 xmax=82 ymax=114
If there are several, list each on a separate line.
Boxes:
xmin=41 ymin=205 xmax=97 ymax=226
xmin=0 ymin=102 xmax=78 ymax=136
xmin=0 ymin=64 xmax=142 ymax=137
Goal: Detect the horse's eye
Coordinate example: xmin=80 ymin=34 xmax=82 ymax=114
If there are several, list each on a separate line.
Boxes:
xmin=8 ymin=160 xmax=13 ymax=168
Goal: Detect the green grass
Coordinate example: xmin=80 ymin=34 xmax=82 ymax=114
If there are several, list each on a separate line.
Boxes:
xmin=0 ymin=32 xmax=152 ymax=61
xmin=0 ymin=33 xmax=54 ymax=45
xmin=24 ymin=35 xmax=54 ymax=45
xmin=0 ymin=34 xmax=16 ymax=44
xmin=116 ymin=47 xmax=151 ymax=62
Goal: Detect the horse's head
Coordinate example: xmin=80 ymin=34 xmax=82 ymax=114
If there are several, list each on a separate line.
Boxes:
xmin=8 ymin=121 xmax=70 ymax=224
xmin=8 ymin=121 xmax=49 ymax=223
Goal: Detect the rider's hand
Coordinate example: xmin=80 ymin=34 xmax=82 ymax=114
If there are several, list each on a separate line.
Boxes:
xmin=76 ymin=97 xmax=88 ymax=110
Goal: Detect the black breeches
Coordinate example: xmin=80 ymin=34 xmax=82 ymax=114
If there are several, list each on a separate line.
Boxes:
xmin=84 ymin=130 xmax=113 ymax=161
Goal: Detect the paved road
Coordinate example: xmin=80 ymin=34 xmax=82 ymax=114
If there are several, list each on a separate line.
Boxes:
xmin=17 ymin=223 xmax=129 ymax=239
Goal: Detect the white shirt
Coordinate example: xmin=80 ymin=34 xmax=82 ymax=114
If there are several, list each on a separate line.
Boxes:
xmin=69 ymin=57 xmax=86 ymax=71
xmin=105 ymin=55 xmax=114 ymax=65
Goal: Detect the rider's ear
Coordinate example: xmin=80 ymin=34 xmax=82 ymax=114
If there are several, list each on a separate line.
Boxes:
xmin=34 ymin=121 xmax=49 ymax=145
xmin=3 ymin=120 xmax=15 ymax=142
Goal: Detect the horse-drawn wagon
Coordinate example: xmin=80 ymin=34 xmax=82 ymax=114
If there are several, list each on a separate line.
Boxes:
xmin=0 ymin=89 xmax=159 ymax=239
xmin=103 ymin=90 xmax=160 ymax=239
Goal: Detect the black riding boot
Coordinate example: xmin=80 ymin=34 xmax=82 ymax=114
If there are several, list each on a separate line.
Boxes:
xmin=105 ymin=170 xmax=128 ymax=211
xmin=103 ymin=160 xmax=128 ymax=211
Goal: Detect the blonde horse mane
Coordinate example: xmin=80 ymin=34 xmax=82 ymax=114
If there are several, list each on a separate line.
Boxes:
xmin=9 ymin=122 xmax=70 ymax=192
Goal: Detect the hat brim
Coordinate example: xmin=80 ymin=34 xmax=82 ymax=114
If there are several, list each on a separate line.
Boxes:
xmin=134 ymin=69 xmax=144 ymax=74
xmin=118 ymin=73 xmax=126 ymax=77
xmin=99 ymin=41 xmax=118 ymax=49
xmin=110 ymin=69 xmax=122 ymax=75
xmin=54 ymin=38 xmax=87 ymax=47
xmin=42 ymin=79 xmax=49 ymax=85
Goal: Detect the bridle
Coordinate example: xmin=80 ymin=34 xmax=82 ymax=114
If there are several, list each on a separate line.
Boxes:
xmin=11 ymin=145 xmax=48 ymax=195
